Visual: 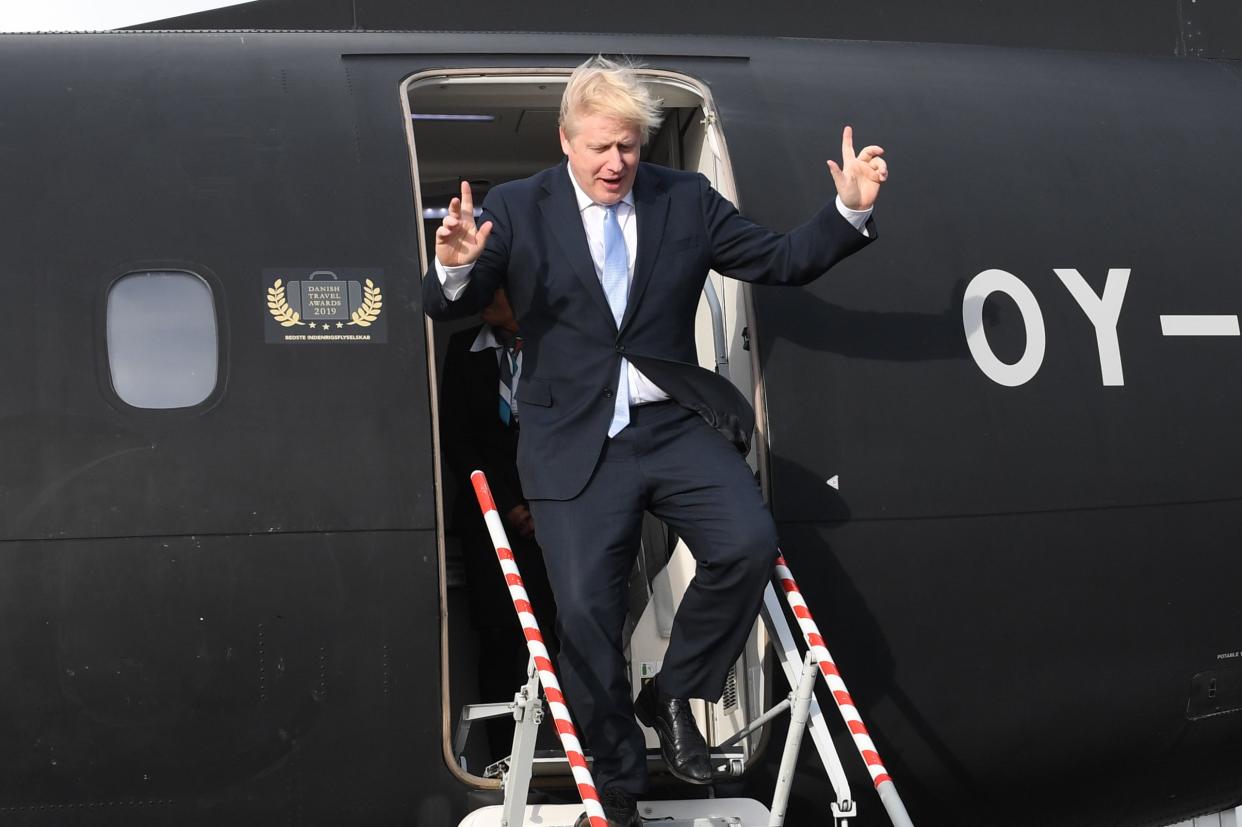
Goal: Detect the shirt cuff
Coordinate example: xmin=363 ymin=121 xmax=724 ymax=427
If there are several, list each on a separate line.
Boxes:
xmin=835 ymin=195 xmax=873 ymax=237
xmin=435 ymin=258 xmax=476 ymax=301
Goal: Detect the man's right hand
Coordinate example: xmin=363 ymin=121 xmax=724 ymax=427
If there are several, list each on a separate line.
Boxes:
xmin=435 ymin=180 xmax=494 ymax=267
xmin=505 ymin=504 xmax=536 ymax=541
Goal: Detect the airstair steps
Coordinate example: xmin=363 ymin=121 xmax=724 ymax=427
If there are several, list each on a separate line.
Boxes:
xmin=458 ymin=797 xmax=771 ymax=826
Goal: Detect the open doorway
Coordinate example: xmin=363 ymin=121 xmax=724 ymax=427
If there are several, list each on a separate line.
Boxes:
xmin=402 ymin=68 xmax=769 ymax=788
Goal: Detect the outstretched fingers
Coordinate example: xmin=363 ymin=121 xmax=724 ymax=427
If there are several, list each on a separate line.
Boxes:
xmin=828 ymin=126 xmax=888 ymax=210
xmin=841 ymin=125 xmax=856 ymax=164
xmin=475 ymin=220 xmax=494 ymax=245
xmin=872 ymin=156 xmax=889 ymax=182
xmin=433 ymin=183 xmax=491 ymax=266
xmin=826 ymin=159 xmax=845 ymax=189
xmin=445 ymin=196 xmax=464 ymax=234
xmin=459 ymin=180 xmax=475 ymax=226
xmin=856 ymin=145 xmax=884 ymax=163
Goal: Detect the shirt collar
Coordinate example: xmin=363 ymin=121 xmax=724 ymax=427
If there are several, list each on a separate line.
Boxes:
xmin=565 ymin=164 xmax=635 ymax=214
xmin=469 ymin=325 xmax=504 ymax=353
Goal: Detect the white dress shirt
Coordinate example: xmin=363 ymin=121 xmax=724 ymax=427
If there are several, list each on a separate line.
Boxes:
xmin=469 ymin=324 xmax=521 ymax=383
xmin=436 ymin=167 xmax=873 ymax=405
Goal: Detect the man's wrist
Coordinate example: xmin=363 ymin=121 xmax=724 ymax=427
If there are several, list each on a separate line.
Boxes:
xmin=435 ymin=257 xmax=476 ymax=300
xmin=834 ymin=195 xmax=872 ymax=237
xmin=834 ymin=195 xmax=872 ymax=230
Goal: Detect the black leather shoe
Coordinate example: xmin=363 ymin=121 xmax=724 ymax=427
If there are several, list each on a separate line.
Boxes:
xmin=633 ymin=678 xmax=713 ymax=785
xmin=574 ymin=787 xmax=642 ymax=827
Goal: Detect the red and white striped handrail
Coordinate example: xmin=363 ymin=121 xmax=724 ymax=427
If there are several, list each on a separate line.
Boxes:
xmin=471 ymin=471 xmax=607 ymax=827
xmin=774 ymin=554 xmax=912 ymax=825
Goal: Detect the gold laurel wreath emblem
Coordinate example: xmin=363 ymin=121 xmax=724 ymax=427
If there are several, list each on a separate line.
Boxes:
xmin=348 ymin=279 xmax=383 ymax=327
xmin=267 ymin=279 xmax=305 ymax=327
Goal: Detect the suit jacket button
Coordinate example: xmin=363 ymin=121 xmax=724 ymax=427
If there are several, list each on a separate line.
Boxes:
xmin=616 ymin=344 xmax=626 ymax=353
xmin=604 ymin=389 xmax=614 ymax=398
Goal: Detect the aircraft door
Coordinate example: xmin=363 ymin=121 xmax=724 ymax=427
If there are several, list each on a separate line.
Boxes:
xmin=404 ymin=66 xmax=771 ymax=784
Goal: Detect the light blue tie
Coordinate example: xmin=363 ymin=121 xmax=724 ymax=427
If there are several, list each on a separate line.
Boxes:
xmin=602 ymin=204 xmax=630 ymax=436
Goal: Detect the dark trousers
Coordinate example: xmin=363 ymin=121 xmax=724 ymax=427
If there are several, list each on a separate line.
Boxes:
xmin=528 ymin=402 xmax=778 ymax=794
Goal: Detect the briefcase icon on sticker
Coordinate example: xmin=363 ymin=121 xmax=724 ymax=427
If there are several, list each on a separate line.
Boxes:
xmin=285 ymin=271 xmax=363 ymax=323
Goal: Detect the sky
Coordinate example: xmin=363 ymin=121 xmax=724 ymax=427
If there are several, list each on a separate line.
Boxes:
xmin=0 ymin=0 xmax=254 ymax=32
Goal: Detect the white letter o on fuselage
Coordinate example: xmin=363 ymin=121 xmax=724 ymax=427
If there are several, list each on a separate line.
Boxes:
xmin=963 ymin=269 xmax=1046 ymax=387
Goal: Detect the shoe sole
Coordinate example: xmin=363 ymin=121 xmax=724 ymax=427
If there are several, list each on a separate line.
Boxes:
xmin=634 ymin=693 xmax=714 ymax=786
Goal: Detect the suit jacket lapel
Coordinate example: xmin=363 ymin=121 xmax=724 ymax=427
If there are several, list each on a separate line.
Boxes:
xmin=622 ymin=164 xmax=669 ymax=332
xmin=538 ymin=164 xmax=617 ymax=331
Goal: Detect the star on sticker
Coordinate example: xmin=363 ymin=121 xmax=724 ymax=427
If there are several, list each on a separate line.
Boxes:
xmin=336 ymin=322 xmax=344 ymax=329
xmin=309 ymin=323 xmax=317 ymax=329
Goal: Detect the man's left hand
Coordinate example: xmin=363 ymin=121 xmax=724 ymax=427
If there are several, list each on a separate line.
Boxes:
xmin=827 ymin=126 xmax=887 ymax=211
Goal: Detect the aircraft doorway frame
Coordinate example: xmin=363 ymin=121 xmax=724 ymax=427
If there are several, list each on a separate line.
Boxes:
xmin=400 ymin=65 xmax=776 ymax=790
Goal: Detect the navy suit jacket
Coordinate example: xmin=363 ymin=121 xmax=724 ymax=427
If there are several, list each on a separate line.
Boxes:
xmin=423 ymin=161 xmax=875 ymax=501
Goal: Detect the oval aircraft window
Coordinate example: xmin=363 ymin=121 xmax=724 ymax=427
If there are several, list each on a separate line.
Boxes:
xmin=106 ymin=270 xmax=219 ymax=409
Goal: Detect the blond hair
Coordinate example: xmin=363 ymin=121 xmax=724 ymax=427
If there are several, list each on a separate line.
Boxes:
xmin=559 ymin=56 xmax=664 ymax=144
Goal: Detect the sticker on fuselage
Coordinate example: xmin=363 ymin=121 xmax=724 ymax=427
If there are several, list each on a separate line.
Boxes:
xmin=264 ymin=268 xmax=386 ymax=343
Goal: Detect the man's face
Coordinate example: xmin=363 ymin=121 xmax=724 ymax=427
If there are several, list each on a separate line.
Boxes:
xmin=559 ymin=113 xmax=642 ymax=205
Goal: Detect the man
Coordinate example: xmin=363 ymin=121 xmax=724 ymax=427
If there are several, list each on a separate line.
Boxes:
xmin=424 ymin=56 xmax=886 ymax=827
xmin=439 ymin=288 xmax=557 ymax=759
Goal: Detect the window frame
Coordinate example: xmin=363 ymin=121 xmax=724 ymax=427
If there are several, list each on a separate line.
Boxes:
xmin=96 ymin=261 xmax=230 ymax=417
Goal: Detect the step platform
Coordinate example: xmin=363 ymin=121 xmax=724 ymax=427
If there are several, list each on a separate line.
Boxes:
xmin=458 ymin=797 xmax=771 ymax=826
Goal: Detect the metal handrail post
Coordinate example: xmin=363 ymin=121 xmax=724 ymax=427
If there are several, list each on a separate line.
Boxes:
xmin=761 ymin=586 xmax=853 ymax=814
xmin=472 ymin=471 xmax=609 ymax=827
xmin=774 ymin=556 xmax=915 ymax=827
xmin=769 ymin=652 xmax=822 ymax=826
xmin=499 ymin=659 xmax=543 ymax=827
